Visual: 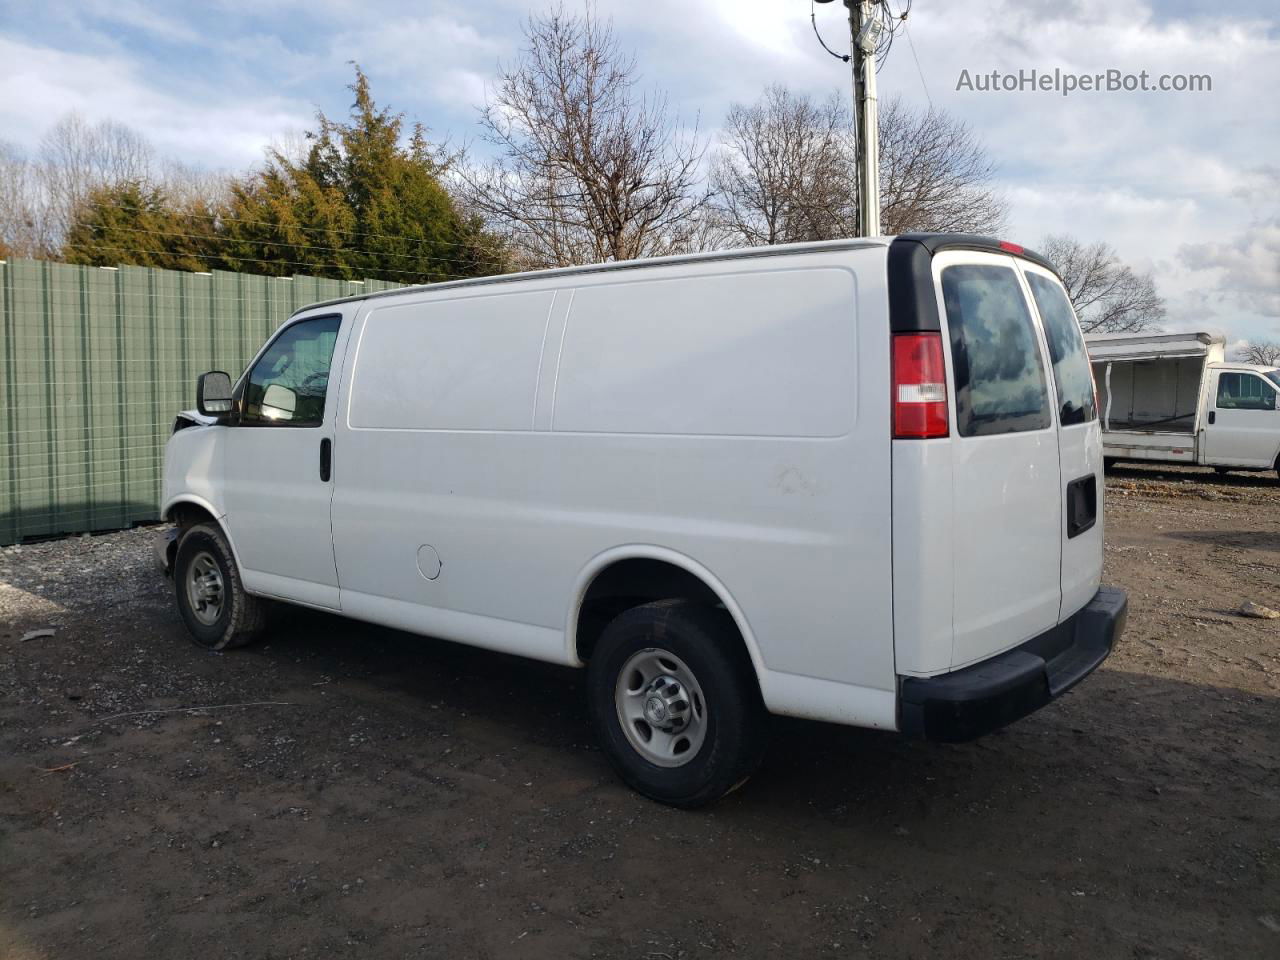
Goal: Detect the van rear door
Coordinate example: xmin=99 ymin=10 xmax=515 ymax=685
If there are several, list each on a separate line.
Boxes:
xmin=1019 ymin=263 xmax=1104 ymax=619
xmin=932 ymin=250 xmax=1063 ymax=668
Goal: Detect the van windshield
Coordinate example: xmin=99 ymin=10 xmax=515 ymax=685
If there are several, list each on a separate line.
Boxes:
xmin=1265 ymin=370 xmax=1280 ymax=390
xmin=1026 ymin=273 xmax=1098 ymax=426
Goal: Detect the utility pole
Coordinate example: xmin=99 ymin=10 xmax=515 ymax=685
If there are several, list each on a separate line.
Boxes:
xmin=846 ymin=1 xmax=881 ymax=236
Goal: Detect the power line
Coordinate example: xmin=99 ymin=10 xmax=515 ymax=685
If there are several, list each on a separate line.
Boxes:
xmin=58 ymin=241 xmax=464 ymax=280
xmin=106 ymin=204 xmax=502 ymax=256
xmin=65 ymin=220 xmax=508 ymax=271
xmin=811 ymin=0 xmax=850 ymax=62
xmin=902 ymin=17 xmax=933 ymax=110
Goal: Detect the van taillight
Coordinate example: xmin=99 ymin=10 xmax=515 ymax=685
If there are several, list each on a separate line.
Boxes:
xmin=893 ymin=333 xmax=949 ymax=439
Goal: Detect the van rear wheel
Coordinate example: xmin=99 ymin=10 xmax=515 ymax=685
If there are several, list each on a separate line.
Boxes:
xmin=587 ymin=599 xmax=767 ymax=808
xmin=174 ymin=522 xmax=268 ymax=650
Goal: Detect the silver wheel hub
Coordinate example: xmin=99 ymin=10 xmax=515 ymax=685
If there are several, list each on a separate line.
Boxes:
xmin=642 ymin=676 xmax=689 ymax=731
xmin=616 ymin=649 xmax=708 ymax=768
xmin=186 ymin=551 xmax=225 ymax=626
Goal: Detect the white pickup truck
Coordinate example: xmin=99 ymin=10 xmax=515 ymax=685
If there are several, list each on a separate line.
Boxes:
xmin=1088 ymin=332 xmax=1280 ymax=478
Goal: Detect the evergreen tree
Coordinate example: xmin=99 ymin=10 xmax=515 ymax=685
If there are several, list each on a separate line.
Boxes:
xmin=62 ymin=180 xmax=217 ymax=272
xmin=221 ymin=67 xmax=503 ymax=282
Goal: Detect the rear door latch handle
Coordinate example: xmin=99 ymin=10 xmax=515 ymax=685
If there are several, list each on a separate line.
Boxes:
xmin=319 ymin=438 xmax=332 ymax=482
xmin=1066 ymin=474 xmax=1097 ymax=539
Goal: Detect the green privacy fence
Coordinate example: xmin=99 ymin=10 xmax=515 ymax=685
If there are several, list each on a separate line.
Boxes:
xmin=0 ymin=259 xmax=402 ymax=546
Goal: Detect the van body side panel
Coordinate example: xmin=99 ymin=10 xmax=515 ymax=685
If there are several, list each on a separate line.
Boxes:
xmin=552 ymin=269 xmax=856 ymax=437
xmin=330 ymin=290 xmax=559 ymax=650
xmin=551 ymin=256 xmax=896 ymax=701
xmin=328 ymin=250 xmax=897 ymax=722
xmin=161 ymin=426 xmax=228 ymax=522
xmin=346 ymin=291 xmax=554 ymax=432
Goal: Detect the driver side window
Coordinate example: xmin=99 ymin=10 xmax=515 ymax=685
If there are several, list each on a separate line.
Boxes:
xmin=240 ymin=315 xmax=341 ymax=427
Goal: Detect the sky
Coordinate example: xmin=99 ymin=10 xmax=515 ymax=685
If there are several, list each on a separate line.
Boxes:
xmin=1 ymin=0 xmax=1277 ymax=345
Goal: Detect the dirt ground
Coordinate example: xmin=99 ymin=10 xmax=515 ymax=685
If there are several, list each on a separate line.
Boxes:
xmin=1 ymin=464 xmax=1277 ymax=959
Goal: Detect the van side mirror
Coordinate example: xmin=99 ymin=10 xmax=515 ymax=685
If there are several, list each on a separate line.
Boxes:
xmin=196 ymin=371 xmax=233 ymax=417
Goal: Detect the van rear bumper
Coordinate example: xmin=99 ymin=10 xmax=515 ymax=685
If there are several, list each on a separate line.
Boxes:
xmin=898 ymin=586 xmax=1127 ymax=743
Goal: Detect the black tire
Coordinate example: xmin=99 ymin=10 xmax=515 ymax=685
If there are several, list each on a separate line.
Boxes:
xmin=173 ymin=522 xmax=268 ymax=650
xmin=587 ymin=599 xmax=767 ymax=808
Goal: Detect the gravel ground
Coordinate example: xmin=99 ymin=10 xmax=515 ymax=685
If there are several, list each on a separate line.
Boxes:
xmin=1 ymin=464 xmax=1278 ymax=959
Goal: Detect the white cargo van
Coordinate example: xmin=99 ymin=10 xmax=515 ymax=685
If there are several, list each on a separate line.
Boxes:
xmin=1087 ymin=331 xmax=1280 ymax=477
xmin=158 ymin=234 xmax=1127 ymax=807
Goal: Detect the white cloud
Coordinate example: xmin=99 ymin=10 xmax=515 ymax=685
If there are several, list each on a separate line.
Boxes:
xmin=325 ymin=14 xmax=503 ymax=117
xmin=0 ymin=37 xmax=311 ymax=171
xmin=0 ymin=0 xmax=1276 ymax=341
xmin=1179 ymin=220 xmax=1280 ymax=317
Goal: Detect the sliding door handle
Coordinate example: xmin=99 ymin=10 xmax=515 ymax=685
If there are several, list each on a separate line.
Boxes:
xmin=319 ymin=438 xmax=332 ymax=482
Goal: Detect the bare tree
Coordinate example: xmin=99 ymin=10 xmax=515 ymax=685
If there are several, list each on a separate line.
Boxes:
xmin=709 ymin=88 xmax=1006 ymax=247
xmin=0 ymin=141 xmax=54 ymax=258
xmin=1241 ymin=340 xmax=1280 ymax=365
xmin=465 ymin=7 xmax=707 ymax=268
xmin=160 ymin=159 xmax=231 ymax=215
xmin=38 ymin=113 xmax=155 ymax=242
xmin=1040 ymin=234 xmax=1165 ymax=333
xmin=709 ymin=85 xmax=851 ymax=245
xmin=877 ymin=97 xmax=1007 ymax=236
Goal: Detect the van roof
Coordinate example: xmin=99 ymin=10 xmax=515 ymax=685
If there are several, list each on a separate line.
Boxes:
xmin=291 ymin=237 xmax=894 ymax=316
xmin=290 ymin=233 xmax=1061 ymax=318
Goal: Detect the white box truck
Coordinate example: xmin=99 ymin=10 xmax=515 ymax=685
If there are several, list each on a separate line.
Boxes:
xmin=1088 ymin=331 xmax=1280 ymax=477
xmin=157 ymin=234 xmax=1127 ymax=806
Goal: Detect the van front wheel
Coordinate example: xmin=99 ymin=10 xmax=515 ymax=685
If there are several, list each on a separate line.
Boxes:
xmin=173 ymin=522 xmax=267 ymax=650
xmin=587 ymin=599 xmax=767 ymax=808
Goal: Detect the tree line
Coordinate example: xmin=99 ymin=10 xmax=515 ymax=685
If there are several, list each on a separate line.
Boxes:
xmin=0 ymin=7 xmax=1163 ymax=332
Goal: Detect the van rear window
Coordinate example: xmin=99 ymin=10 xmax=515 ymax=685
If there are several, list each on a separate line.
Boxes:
xmin=941 ymin=265 xmax=1051 ymax=437
xmin=1026 ymin=273 xmax=1098 ymax=425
